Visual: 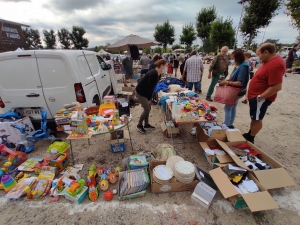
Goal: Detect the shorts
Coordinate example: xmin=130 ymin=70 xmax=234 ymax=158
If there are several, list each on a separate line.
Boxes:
xmin=286 ymin=60 xmax=293 ymax=69
xmin=125 ymin=72 xmax=134 ymax=80
xmin=249 ymin=97 xmax=272 ymax=120
xmin=173 ymin=60 xmax=179 ymax=68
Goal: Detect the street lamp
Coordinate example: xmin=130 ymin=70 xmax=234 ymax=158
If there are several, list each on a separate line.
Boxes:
xmin=233 ymin=0 xmax=249 ymax=49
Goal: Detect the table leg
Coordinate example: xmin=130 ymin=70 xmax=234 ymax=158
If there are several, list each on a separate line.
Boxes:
xmin=69 ymin=139 xmax=75 ymax=165
xmin=88 ymin=138 xmax=91 ymax=145
xmin=116 ymin=131 xmax=123 ymax=158
xmin=127 ymin=123 xmax=134 ymax=151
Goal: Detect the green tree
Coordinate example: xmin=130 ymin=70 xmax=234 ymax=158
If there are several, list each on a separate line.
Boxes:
xmin=196 ymin=6 xmax=217 ymax=43
xmin=42 ymin=29 xmax=56 ymax=49
xmin=264 ymin=38 xmax=280 ymax=45
xmin=172 ymin=44 xmax=182 ymax=50
xmin=250 ymin=42 xmax=258 ymax=51
xmin=22 ymin=28 xmax=42 ymax=49
xmin=69 ymin=26 xmax=89 ymax=49
xmin=285 ymin=0 xmax=300 ymax=30
xmin=240 ymin=0 xmax=282 ymax=50
xmin=154 ymin=20 xmax=175 ymax=52
xmin=180 ymin=24 xmax=197 ymax=50
xmin=143 ymin=47 xmax=151 ymax=54
xmin=210 ymin=17 xmax=235 ymax=52
xmin=57 ymin=28 xmax=71 ymax=49
xmin=296 ymin=35 xmax=300 ymax=43
xmin=154 ymin=47 xmax=163 ymax=54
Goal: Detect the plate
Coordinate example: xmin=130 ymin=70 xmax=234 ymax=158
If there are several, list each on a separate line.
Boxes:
xmin=153 ymin=165 xmax=173 ymax=181
xmin=166 ymin=156 xmax=184 ymax=172
xmin=175 ymin=161 xmax=195 ymax=176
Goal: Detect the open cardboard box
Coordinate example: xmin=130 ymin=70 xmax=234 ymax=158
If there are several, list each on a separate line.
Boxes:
xmin=209 ymin=167 xmax=278 ymax=212
xmin=214 ymin=134 xmax=296 ymax=190
xmin=122 ymin=86 xmax=136 ymax=93
xmin=149 ymin=161 xmax=199 ymax=193
xmin=196 ymin=123 xmax=245 ymax=143
xmin=104 ymin=130 xmax=130 ymax=153
xmin=199 ymin=139 xmax=234 ymax=169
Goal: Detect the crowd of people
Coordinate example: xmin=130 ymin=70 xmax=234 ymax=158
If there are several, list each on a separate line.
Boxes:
xmin=105 ymin=43 xmax=293 ymax=143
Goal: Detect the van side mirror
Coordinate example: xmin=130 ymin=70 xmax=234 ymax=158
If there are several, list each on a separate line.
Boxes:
xmin=105 ymin=64 xmax=111 ymax=70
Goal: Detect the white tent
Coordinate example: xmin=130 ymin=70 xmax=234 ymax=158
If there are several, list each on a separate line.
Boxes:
xmin=98 ymin=49 xmax=111 ymax=55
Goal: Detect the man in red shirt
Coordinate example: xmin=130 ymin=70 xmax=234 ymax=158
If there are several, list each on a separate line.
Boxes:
xmin=243 ymin=43 xmax=285 ymax=143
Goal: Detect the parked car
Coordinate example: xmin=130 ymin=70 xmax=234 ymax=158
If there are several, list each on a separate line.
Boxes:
xmin=0 ymin=50 xmax=113 ymax=128
xmin=277 ymin=47 xmax=293 ymax=59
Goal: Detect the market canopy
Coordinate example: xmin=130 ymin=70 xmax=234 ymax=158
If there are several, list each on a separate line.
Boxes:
xmin=98 ymin=49 xmax=111 ymax=55
xmin=107 ymin=34 xmax=160 ymax=51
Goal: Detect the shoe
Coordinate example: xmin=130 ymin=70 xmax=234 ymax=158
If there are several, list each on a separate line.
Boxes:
xmin=284 ymin=74 xmax=287 ymax=77
xmin=136 ymin=125 xmax=146 ymax=134
xmin=130 ymin=84 xmax=135 ymax=87
xmin=222 ymin=124 xmax=229 ymax=130
xmin=124 ymin=83 xmax=128 ymax=87
xmin=144 ymin=124 xmax=155 ymax=130
xmin=206 ymin=97 xmax=213 ymax=102
xmin=228 ymin=125 xmax=235 ymax=129
xmin=242 ymin=133 xmax=254 ymax=143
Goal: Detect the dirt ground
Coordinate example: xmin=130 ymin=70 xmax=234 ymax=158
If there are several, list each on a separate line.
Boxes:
xmin=0 ymin=64 xmax=299 ymax=225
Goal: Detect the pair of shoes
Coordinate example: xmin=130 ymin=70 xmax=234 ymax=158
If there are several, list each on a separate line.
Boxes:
xmin=136 ymin=125 xmax=146 ymax=134
xmin=124 ymin=83 xmax=128 ymax=87
xmin=130 ymin=84 xmax=135 ymax=87
xmin=206 ymin=97 xmax=213 ymax=102
xmin=136 ymin=124 xmax=156 ymax=134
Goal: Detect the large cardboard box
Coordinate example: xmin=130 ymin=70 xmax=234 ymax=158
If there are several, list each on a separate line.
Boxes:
xmin=0 ymin=116 xmax=35 ymax=149
xmin=104 ymin=130 xmax=130 ymax=153
xmin=149 ymin=161 xmax=199 ymax=193
xmin=209 ymin=167 xmax=279 ymax=212
xmin=199 ymin=140 xmax=234 ymax=169
xmin=215 ymin=138 xmax=296 ymax=190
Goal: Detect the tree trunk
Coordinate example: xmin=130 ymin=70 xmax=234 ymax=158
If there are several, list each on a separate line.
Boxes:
xmin=247 ymin=33 xmax=252 ymax=51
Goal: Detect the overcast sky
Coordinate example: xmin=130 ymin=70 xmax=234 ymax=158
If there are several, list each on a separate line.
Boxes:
xmin=0 ymin=0 xmax=299 ymax=48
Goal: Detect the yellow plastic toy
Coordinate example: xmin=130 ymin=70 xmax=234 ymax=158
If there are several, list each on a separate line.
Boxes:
xmin=99 ymin=102 xmax=116 ymax=116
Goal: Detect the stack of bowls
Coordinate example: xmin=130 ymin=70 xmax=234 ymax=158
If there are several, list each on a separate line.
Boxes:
xmin=153 ymin=165 xmax=173 ymax=185
xmin=174 ymin=161 xmax=195 ymax=184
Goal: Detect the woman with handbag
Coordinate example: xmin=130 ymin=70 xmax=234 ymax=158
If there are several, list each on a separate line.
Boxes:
xmin=218 ymin=49 xmax=250 ymax=129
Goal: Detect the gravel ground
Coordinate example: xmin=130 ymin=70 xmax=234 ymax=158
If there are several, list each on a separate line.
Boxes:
xmin=0 ymin=64 xmax=299 ymax=225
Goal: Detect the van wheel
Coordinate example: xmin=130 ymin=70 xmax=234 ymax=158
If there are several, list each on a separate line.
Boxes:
xmin=92 ymin=95 xmax=101 ymax=105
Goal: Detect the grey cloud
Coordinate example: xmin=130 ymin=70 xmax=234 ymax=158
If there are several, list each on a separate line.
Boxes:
xmin=0 ymin=0 xmax=30 ymax=2
xmin=42 ymin=0 xmax=106 ymax=11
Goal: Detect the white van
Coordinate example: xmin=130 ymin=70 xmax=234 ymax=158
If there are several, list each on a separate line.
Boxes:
xmin=0 ymin=50 xmax=113 ymax=126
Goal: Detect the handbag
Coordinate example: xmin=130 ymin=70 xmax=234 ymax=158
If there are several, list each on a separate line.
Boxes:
xmin=213 ymin=85 xmax=240 ymax=106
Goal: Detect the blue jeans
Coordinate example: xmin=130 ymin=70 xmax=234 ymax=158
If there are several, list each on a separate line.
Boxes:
xmin=224 ymin=96 xmax=242 ymax=126
xmin=187 ymin=81 xmax=201 ymax=92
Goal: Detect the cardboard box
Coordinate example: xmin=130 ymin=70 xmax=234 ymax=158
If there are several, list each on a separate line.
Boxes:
xmin=63 ymin=186 xmax=88 ymax=204
xmin=105 ymin=130 xmax=129 ymax=153
xmin=209 ymin=167 xmax=278 ymax=212
xmin=199 ymin=140 xmax=234 ymax=169
xmin=160 ymin=122 xmax=179 ymax=138
xmin=0 ymin=116 xmax=35 ymax=149
xmin=118 ymin=170 xmax=148 ymax=201
xmin=195 ymin=123 xmax=246 ymax=143
xmin=122 ymin=86 xmax=136 ymax=93
xmin=149 ymin=161 xmax=199 ymax=193
xmin=216 ymin=137 xmax=296 ymax=190
xmin=103 ymin=95 xmax=115 ymax=103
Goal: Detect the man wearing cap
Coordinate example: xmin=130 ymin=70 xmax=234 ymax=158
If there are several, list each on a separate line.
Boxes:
xmin=182 ymin=50 xmax=204 ymax=93
xmin=122 ymin=52 xmax=135 ymax=87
